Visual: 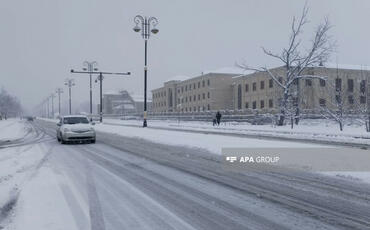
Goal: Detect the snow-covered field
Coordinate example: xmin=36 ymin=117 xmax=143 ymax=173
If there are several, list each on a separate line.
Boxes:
xmin=0 ymin=119 xmax=30 ymax=143
xmin=103 ymin=118 xmax=370 ymax=146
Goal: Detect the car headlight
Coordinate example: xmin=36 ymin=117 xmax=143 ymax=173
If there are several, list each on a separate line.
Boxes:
xmin=89 ymin=127 xmax=95 ymax=131
xmin=63 ymin=128 xmax=70 ymax=132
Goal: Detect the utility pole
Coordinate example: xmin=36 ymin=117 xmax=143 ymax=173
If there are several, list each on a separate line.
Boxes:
xmin=56 ymin=88 xmax=63 ymax=116
xmin=70 ymin=69 xmax=130 ymax=122
xmin=65 ymin=79 xmax=75 ymax=115
xmin=82 ymin=61 xmax=98 ymax=120
xmin=51 ymin=93 xmax=55 ymax=118
xmin=47 ymin=97 xmax=50 ymax=118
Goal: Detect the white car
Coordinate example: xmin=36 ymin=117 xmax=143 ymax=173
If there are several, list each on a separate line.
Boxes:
xmin=56 ymin=115 xmax=96 ymax=144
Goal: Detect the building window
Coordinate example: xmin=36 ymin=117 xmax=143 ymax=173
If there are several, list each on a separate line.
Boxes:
xmin=207 ymin=79 xmax=210 ymax=86
xmin=360 ymin=96 xmax=366 ymax=104
xmin=189 ymin=96 xmax=192 ymax=102
xmin=207 ymin=92 xmax=210 ymax=98
xmin=181 ymin=87 xmax=184 ymax=93
xmin=348 ymin=95 xmax=354 ymax=104
xmin=269 ymin=79 xmax=273 ymax=88
xmin=269 ymin=99 xmax=273 ymax=108
xmin=194 ymin=107 xmax=196 ymax=111
xmin=278 ymin=77 xmax=283 ymax=84
xmin=202 ymin=93 xmax=205 ymax=99
xmin=320 ymin=79 xmax=326 ymax=87
xmin=260 ymin=100 xmax=265 ymax=109
xmin=185 ymin=85 xmax=187 ymax=91
xmin=360 ymin=80 xmax=366 ymax=94
xmin=207 ymin=104 xmax=210 ymax=110
xmin=237 ymin=84 xmax=242 ymax=110
xmin=198 ymin=82 xmax=201 ymax=88
xmin=189 ymin=84 xmax=192 ymax=90
xmin=198 ymin=94 xmax=200 ymax=100
xmin=193 ymin=83 xmax=196 ymax=89
xmin=189 ymin=107 xmax=192 ymax=112
xmin=319 ymin=98 xmax=326 ymax=107
xmin=305 ymin=79 xmax=312 ymax=86
xmin=185 ymin=97 xmax=188 ymax=103
xmin=177 ymin=89 xmax=180 ymax=94
xmin=194 ymin=95 xmax=196 ymax=101
xmin=252 ymin=101 xmax=257 ymax=109
xmin=202 ymin=80 xmax=205 ymax=87
xmin=252 ymin=82 xmax=257 ymax=91
xmin=245 ymin=102 xmax=249 ymax=109
xmin=178 ymin=99 xmax=180 ymax=104
xmin=347 ymin=79 xmax=354 ymax=92
xmin=335 ymin=78 xmax=342 ymax=92
xmin=245 ymin=84 xmax=249 ymax=92
xmin=260 ymin=81 xmax=265 ymax=90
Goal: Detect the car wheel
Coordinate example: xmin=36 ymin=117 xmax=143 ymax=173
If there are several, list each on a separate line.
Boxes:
xmin=61 ymin=137 xmax=66 ymax=144
xmin=91 ymin=139 xmax=96 ymax=144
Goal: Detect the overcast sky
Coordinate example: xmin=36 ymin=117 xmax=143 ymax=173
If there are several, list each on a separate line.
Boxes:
xmin=0 ymin=0 xmax=369 ymax=113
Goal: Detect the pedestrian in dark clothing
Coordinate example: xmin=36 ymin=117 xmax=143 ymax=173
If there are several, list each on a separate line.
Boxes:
xmin=216 ymin=111 xmax=222 ymax=126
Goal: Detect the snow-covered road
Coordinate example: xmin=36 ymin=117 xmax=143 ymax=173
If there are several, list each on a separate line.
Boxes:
xmin=1 ymin=120 xmax=370 ymax=230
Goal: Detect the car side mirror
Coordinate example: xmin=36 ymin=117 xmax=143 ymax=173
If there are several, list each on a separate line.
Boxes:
xmin=57 ymin=123 xmax=61 ymax=127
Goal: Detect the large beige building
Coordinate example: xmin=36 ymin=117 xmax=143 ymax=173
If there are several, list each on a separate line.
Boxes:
xmin=152 ymin=69 xmax=242 ymax=113
xmin=232 ymin=65 xmax=370 ymax=113
xmin=152 ymin=65 xmax=370 ymax=114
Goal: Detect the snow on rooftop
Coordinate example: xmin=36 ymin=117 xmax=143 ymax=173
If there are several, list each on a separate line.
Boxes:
xmin=319 ymin=63 xmax=369 ymax=71
xmin=203 ymin=67 xmax=254 ymax=75
xmin=165 ymin=75 xmax=190 ymax=82
xmin=104 ymin=89 xmax=121 ymax=95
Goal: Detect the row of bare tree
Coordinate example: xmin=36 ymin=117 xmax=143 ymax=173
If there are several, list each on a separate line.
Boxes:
xmin=0 ymin=88 xmax=22 ymax=119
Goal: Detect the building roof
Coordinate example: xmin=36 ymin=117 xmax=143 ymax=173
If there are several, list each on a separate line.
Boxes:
xmin=131 ymin=95 xmax=152 ymax=103
xmin=165 ymin=75 xmax=190 ymax=83
xmin=203 ymin=67 xmax=254 ymax=75
xmin=318 ymin=63 xmax=369 ymax=71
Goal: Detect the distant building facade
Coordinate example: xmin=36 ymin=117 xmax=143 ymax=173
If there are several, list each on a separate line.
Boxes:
xmin=233 ymin=65 xmax=370 ymax=113
xmin=152 ymin=65 xmax=370 ymax=114
xmin=152 ymin=69 xmax=242 ymax=113
xmin=102 ymin=90 xmax=152 ymax=115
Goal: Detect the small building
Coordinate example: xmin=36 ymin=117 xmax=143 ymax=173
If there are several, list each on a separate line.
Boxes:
xmin=102 ymin=90 xmax=152 ymax=115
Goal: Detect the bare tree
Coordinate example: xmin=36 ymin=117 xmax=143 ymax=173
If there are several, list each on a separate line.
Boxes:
xmin=0 ymin=88 xmax=22 ymax=119
xmin=238 ymin=4 xmax=335 ymax=126
xmin=318 ymin=68 xmax=345 ymax=131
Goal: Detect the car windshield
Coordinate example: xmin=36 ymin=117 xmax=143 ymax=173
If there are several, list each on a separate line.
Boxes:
xmin=63 ymin=117 xmax=89 ymax=124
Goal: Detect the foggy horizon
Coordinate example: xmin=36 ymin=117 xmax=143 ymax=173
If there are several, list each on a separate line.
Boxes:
xmin=1 ymin=0 xmax=369 ymax=113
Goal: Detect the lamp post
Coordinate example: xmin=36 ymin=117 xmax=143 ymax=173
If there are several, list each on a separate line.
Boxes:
xmin=133 ymin=15 xmax=159 ymax=127
xmin=82 ymin=61 xmax=98 ymax=119
xmin=56 ymin=88 xmax=63 ymax=116
xmin=50 ymin=93 xmax=55 ymax=118
xmin=64 ymin=79 xmax=75 ymax=115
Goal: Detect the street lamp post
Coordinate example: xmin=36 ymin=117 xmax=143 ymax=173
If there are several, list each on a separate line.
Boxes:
xmin=64 ymin=79 xmax=75 ymax=115
xmin=56 ymin=88 xmax=63 ymax=116
xmin=51 ymin=93 xmax=55 ymax=118
xmin=83 ymin=61 xmax=98 ymax=120
xmin=133 ymin=15 xmax=159 ymax=127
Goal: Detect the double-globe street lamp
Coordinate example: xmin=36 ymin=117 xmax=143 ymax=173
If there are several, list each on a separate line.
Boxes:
xmin=133 ymin=15 xmax=159 ymax=127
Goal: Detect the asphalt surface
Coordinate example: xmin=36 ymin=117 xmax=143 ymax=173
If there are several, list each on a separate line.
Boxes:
xmin=7 ymin=120 xmax=370 ymax=230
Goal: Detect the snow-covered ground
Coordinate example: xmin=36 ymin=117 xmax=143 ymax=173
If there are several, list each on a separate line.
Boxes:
xmin=0 ymin=119 xmax=30 ymax=143
xmin=103 ymin=118 xmax=370 ymax=146
xmin=38 ymin=117 xmax=370 ymax=184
